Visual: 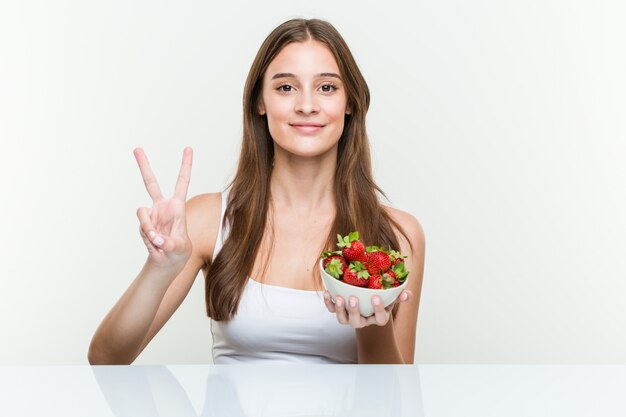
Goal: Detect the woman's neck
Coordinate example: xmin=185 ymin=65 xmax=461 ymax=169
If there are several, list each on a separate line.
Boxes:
xmin=269 ymin=151 xmax=337 ymax=217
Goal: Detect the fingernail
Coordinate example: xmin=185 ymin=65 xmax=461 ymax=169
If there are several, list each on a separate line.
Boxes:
xmin=349 ymin=298 xmax=356 ymax=308
xmin=153 ymin=236 xmax=164 ymax=246
xmin=373 ymin=297 xmax=381 ymax=306
xmin=402 ymin=292 xmax=408 ymax=301
xmin=324 ymin=292 xmax=329 ymax=301
xmin=148 ymin=231 xmax=156 ymax=239
xmin=337 ymin=298 xmax=343 ymax=308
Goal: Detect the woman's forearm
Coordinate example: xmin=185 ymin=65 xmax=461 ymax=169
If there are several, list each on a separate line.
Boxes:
xmin=87 ymin=260 xmax=180 ymax=365
xmin=355 ymin=317 xmax=405 ymax=364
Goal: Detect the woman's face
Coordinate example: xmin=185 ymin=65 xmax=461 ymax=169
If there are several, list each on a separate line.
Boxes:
xmin=259 ymin=40 xmax=350 ymax=159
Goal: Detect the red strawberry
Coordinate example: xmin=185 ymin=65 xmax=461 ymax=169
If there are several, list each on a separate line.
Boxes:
xmin=381 ymin=271 xmax=396 ymax=289
xmin=343 ymin=269 xmax=369 ymax=287
xmin=383 ymin=270 xmax=396 ymax=280
xmin=366 ymin=251 xmax=391 ymax=275
xmin=342 ymin=261 xmax=370 ymax=287
xmin=353 ymin=252 xmax=368 ymax=264
xmin=343 ymin=240 xmax=365 ymax=262
xmin=388 ymin=250 xmax=406 ymax=266
xmin=323 ymin=255 xmax=347 ymax=270
xmin=323 ymin=256 xmax=348 ymax=279
xmin=367 ymin=274 xmax=382 ymax=289
xmin=336 ymin=232 xmax=366 ymax=262
xmin=392 ymin=280 xmax=400 ymax=287
xmin=391 ymin=258 xmax=404 ymax=267
xmin=391 ymin=261 xmax=409 ymax=282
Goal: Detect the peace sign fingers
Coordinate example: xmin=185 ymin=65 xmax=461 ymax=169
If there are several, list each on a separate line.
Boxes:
xmin=173 ymin=147 xmax=193 ymax=201
xmin=133 ymin=147 xmax=164 ymax=202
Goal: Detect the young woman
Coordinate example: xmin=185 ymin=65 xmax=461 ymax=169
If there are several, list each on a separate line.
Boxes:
xmin=88 ymin=18 xmax=425 ymax=365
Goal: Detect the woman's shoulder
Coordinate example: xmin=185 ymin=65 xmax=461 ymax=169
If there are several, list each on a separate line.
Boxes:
xmin=185 ymin=191 xmax=225 ymax=265
xmin=381 ymin=204 xmax=425 ymax=254
xmin=186 ymin=191 xmax=222 ymax=209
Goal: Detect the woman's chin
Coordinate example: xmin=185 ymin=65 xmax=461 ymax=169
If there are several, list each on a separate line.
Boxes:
xmin=273 ymin=141 xmax=339 ymax=161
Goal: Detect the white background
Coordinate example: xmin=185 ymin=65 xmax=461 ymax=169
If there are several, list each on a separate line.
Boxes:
xmin=1 ymin=0 xmax=624 ymax=364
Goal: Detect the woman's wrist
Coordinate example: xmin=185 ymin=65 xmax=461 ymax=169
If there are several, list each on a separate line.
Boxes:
xmin=141 ymin=258 xmax=187 ymax=293
xmin=145 ymin=253 xmax=189 ymax=276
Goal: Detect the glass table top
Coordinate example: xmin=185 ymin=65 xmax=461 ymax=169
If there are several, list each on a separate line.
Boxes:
xmin=1 ymin=364 xmax=624 ymax=416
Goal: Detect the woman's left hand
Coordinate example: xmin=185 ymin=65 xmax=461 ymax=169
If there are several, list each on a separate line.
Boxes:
xmin=322 ymin=290 xmax=412 ymax=329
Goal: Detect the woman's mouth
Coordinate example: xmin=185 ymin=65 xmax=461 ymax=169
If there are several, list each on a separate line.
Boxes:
xmin=290 ymin=123 xmax=325 ymax=134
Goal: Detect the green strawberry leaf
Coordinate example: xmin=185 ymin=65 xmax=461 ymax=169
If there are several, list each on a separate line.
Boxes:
xmin=336 ymin=234 xmax=347 ymax=248
xmin=348 ymin=231 xmax=359 ymax=242
xmin=350 ymin=261 xmax=366 ymax=272
xmin=350 ymin=261 xmax=370 ymax=279
xmin=382 ymin=274 xmax=395 ymax=286
xmin=388 ymin=249 xmax=402 ymax=261
xmin=357 ymin=270 xmax=370 ymax=280
xmin=392 ymin=262 xmax=409 ymax=280
xmin=325 ymin=258 xmax=344 ymax=279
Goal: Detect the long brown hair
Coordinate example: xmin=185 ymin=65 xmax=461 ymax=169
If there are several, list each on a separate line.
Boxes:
xmin=206 ymin=18 xmax=413 ymax=321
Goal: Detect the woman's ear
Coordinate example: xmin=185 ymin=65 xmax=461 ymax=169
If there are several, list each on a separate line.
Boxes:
xmin=345 ymin=105 xmax=352 ymax=115
xmin=258 ymin=100 xmax=266 ymax=116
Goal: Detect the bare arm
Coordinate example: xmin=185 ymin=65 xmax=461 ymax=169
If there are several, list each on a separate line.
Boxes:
xmin=88 ymin=148 xmax=221 ymax=364
xmin=132 ymin=194 xmax=221 ymax=359
xmin=390 ymin=213 xmax=425 ymax=364
xmin=356 ymin=212 xmax=425 ymax=364
xmin=322 ymin=208 xmax=425 ymax=364
xmin=87 ymin=254 xmax=203 ymax=364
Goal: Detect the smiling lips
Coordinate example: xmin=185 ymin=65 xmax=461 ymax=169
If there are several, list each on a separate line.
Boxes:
xmin=290 ymin=122 xmax=325 ymax=134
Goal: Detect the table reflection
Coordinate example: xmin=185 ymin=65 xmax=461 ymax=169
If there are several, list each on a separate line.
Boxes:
xmin=91 ymin=364 xmax=424 ymax=417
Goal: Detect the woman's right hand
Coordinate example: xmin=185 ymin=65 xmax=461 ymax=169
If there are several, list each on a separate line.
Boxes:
xmin=133 ymin=147 xmax=193 ymax=272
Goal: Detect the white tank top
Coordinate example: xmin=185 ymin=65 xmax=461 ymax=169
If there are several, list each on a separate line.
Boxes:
xmin=210 ymin=187 xmax=358 ymax=364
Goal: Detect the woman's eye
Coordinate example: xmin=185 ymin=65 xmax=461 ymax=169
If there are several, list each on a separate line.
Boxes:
xmin=277 ymin=85 xmax=293 ymax=92
xmin=321 ymin=84 xmax=337 ymax=92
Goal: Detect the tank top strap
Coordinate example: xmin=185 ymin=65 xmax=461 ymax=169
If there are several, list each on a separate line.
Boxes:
xmin=211 ymin=186 xmax=231 ymax=263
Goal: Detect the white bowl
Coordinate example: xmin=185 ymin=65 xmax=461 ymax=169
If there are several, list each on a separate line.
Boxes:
xmin=319 ymin=259 xmax=409 ymax=317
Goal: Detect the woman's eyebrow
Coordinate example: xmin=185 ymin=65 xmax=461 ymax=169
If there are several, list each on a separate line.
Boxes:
xmin=270 ymin=72 xmax=342 ymax=80
xmin=319 ymin=72 xmax=342 ymax=79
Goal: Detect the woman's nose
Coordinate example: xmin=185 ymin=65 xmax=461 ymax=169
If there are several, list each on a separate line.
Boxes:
xmin=294 ymin=90 xmax=320 ymax=115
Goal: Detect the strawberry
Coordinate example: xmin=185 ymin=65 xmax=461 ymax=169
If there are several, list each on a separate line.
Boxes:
xmin=388 ymin=249 xmax=406 ymax=266
xmin=391 ymin=258 xmax=404 ymax=267
xmin=353 ymin=253 xmax=368 ymax=264
xmin=342 ymin=261 xmax=370 ymax=287
xmin=367 ymin=274 xmax=382 ymax=289
xmin=381 ymin=271 xmax=396 ymax=289
xmin=392 ymin=280 xmax=400 ymax=287
xmin=323 ymin=254 xmax=347 ymax=270
xmin=343 ymin=271 xmax=369 ymax=287
xmin=391 ymin=261 xmax=409 ymax=282
xmin=366 ymin=251 xmax=391 ymax=275
xmin=383 ymin=270 xmax=396 ymax=280
xmin=336 ymin=232 xmax=366 ymax=262
xmin=323 ymin=256 xmax=348 ymax=279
